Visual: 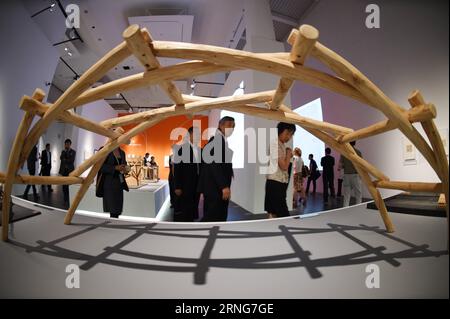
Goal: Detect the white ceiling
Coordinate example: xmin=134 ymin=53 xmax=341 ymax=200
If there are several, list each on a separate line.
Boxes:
xmin=22 ymin=0 xmax=314 ymax=111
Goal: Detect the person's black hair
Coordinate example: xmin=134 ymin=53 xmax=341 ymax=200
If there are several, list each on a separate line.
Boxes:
xmin=325 ymin=147 xmax=331 ymax=154
xmin=350 ymin=141 xmax=356 ymax=146
xmin=188 ymin=126 xmax=194 ymax=134
xmin=309 ymin=154 xmax=313 ymax=158
xmin=45 ymin=143 xmax=50 ymax=148
xmin=277 ymin=122 xmax=296 ymax=136
xmin=145 ymin=153 xmax=149 ymax=156
xmin=219 ymin=116 xmax=235 ymax=126
xmin=64 ymin=139 xmax=72 ymax=144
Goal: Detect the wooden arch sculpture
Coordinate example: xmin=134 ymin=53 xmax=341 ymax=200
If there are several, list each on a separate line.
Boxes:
xmin=1 ymin=24 xmax=448 ymax=243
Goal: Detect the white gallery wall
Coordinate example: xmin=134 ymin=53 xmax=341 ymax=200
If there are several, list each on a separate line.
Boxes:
xmin=74 ymin=100 xmax=118 ymax=177
xmin=290 ymin=0 xmax=449 ymax=197
xmin=210 ymin=0 xmax=294 ymax=214
xmin=0 ymin=1 xmax=59 ymax=172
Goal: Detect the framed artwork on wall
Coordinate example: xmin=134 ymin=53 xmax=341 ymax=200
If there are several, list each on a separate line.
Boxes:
xmin=402 ymin=137 xmax=417 ymax=166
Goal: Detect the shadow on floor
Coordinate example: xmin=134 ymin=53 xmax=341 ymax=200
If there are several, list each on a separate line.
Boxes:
xmin=8 ymin=220 xmax=447 ymax=285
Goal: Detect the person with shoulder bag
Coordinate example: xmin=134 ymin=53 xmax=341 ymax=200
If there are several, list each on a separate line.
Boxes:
xmin=97 ymin=147 xmax=130 ymax=218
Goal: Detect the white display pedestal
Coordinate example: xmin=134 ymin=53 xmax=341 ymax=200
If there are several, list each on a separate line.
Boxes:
xmin=69 ymin=180 xmax=169 ymax=218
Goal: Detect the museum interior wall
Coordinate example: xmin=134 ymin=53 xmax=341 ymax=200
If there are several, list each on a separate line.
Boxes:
xmin=289 ymin=0 xmax=449 ymax=197
xmin=0 ymin=1 xmax=59 ymax=172
xmin=209 ymin=0 xmax=294 ymax=214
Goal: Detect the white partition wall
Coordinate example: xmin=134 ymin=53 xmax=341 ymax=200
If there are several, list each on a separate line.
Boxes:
xmin=290 ymin=0 xmax=449 ymax=198
xmin=210 ymin=0 xmax=293 ymax=214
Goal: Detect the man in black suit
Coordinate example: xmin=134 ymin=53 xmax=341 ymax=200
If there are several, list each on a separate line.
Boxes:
xmin=23 ymin=145 xmax=39 ymax=200
xmin=143 ymin=153 xmax=150 ymax=166
xmin=59 ymin=139 xmax=76 ymax=203
xmin=320 ymin=147 xmax=335 ymax=202
xmin=305 ymin=154 xmax=318 ymax=194
xmin=198 ymin=116 xmax=235 ymax=222
xmin=40 ymin=143 xmax=53 ymax=192
xmin=173 ymin=127 xmax=201 ymax=222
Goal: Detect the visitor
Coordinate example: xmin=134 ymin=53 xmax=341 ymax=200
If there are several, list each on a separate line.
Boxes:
xmin=173 ymin=127 xmax=201 ymax=222
xmin=198 ymin=116 xmax=235 ymax=222
xmin=292 ymin=147 xmax=306 ymax=208
xmin=337 ymin=160 xmax=344 ymax=197
xmin=321 ymin=147 xmax=335 ymax=202
xmin=23 ymin=145 xmax=39 ymax=201
xmin=340 ymin=141 xmax=363 ymax=206
xmin=59 ymin=139 xmax=76 ymax=204
xmin=97 ymin=147 xmax=129 ymax=218
xmin=143 ymin=153 xmax=150 ymax=166
xmin=305 ymin=154 xmax=319 ymax=194
xmin=40 ymin=143 xmax=52 ymax=192
xmin=265 ymin=122 xmax=296 ymax=218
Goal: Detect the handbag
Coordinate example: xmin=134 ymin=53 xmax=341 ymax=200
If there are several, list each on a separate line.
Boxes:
xmin=314 ymin=170 xmax=321 ymax=180
xmin=301 ymin=165 xmax=309 ymax=178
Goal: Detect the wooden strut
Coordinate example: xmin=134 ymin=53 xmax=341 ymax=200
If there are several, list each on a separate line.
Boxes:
xmin=270 ymin=25 xmax=319 ymax=110
xmin=2 ymin=89 xmax=44 ymax=241
xmin=1 ymin=24 xmax=447 ymax=243
xmin=408 ymin=90 xmax=449 ymax=244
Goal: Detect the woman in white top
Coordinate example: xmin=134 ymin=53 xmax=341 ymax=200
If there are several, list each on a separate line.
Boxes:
xmin=265 ymin=122 xmax=296 ymax=218
xmin=292 ymin=147 xmax=306 ymax=207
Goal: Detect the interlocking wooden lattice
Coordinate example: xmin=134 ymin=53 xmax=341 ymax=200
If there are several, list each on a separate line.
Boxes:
xmin=0 ymin=24 xmax=448 ymax=243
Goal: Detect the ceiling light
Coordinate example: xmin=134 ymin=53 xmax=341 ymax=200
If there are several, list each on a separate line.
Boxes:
xmin=64 ymin=47 xmax=68 ymax=51
xmin=67 ymin=52 xmax=73 ymax=57
xmin=50 ymin=3 xmax=56 ymax=8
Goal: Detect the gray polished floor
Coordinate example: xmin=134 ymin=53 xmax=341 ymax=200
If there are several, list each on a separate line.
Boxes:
xmin=0 ymin=199 xmax=448 ymax=298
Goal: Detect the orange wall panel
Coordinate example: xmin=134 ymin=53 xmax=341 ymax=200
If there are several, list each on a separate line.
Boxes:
xmin=119 ymin=114 xmax=209 ymax=179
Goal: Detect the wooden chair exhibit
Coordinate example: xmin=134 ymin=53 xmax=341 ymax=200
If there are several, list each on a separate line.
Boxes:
xmin=0 ymin=24 xmax=448 ymax=244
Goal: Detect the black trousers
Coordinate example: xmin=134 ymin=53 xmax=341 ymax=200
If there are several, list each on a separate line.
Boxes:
xmin=40 ymin=166 xmax=52 ymax=190
xmin=62 ymin=172 xmax=70 ymax=202
xmin=24 ymin=167 xmax=37 ymax=196
xmin=202 ymin=192 xmax=229 ymax=222
xmin=174 ymin=191 xmax=200 ymax=222
xmin=337 ymin=178 xmax=343 ymax=197
xmin=322 ymin=173 xmax=335 ymax=201
xmin=306 ymin=176 xmax=316 ymax=193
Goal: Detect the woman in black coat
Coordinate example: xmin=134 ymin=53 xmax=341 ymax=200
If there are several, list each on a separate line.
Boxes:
xmin=98 ymin=147 xmax=129 ymax=218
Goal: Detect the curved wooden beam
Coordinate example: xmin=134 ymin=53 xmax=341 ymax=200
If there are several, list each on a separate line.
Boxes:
xmin=20 ymin=96 xmax=120 ymax=139
xmin=339 ymin=103 xmax=437 ymax=143
xmin=19 ymin=41 xmax=131 ymax=168
xmin=71 ymin=61 xmax=237 ymax=109
xmin=123 ymin=25 xmax=184 ymax=106
xmin=408 ymin=90 xmax=449 ymax=244
xmin=151 ymin=41 xmax=372 ymax=106
xmin=2 ymin=24 xmax=445 ymax=243
xmin=2 ymin=89 xmax=43 ymax=241
xmin=71 ymin=90 xmax=275 ymax=177
xmin=305 ymin=40 xmax=440 ymax=180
